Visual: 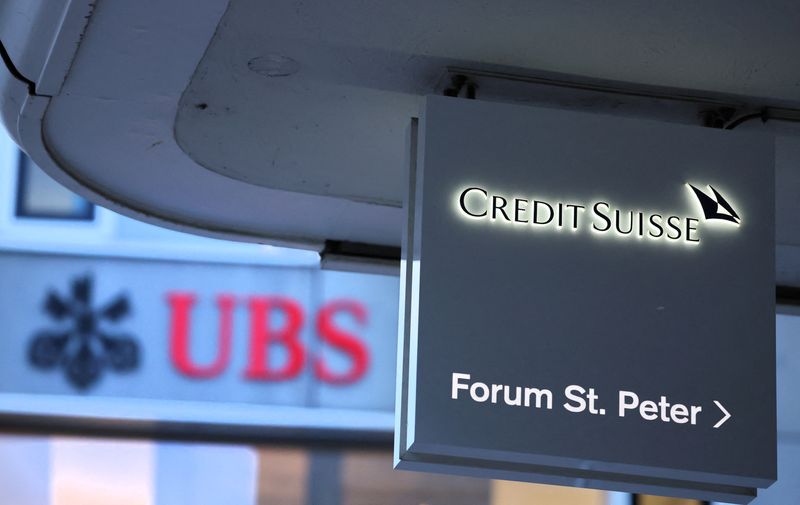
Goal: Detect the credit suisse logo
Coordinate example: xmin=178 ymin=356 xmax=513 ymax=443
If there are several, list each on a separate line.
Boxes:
xmin=455 ymin=183 xmax=740 ymax=245
xmin=28 ymin=275 xmax=370 ymax=391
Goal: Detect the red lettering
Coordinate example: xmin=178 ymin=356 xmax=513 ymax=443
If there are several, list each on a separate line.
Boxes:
xmin=167 ymin=292 xmax=234 ymax=379
xmin=244 ymin=297 xmax=305 ymax=380
xmin=314 ymin=300 xmax=370 ymax=384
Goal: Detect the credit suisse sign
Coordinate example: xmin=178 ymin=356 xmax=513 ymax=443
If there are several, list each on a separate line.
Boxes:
xmin=0 ymin=252 xmax=399 ymax=434
xmin=395 ymin=97 xmax=775 ymax=504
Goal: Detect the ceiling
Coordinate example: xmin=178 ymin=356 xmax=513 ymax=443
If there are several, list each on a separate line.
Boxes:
xmin=177 ymin=0 xmax=800 ymax=205
xmin=2 ymin=0 xmax=800 ymax=277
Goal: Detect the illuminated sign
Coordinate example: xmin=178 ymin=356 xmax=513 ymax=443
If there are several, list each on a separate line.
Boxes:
xmin=688 ymin=184 xmax=741 ymax=224
xmin=396 ymin=96 xmax=775 ymax=504
xmin=455 ymin=183 xmax=741 ymax=244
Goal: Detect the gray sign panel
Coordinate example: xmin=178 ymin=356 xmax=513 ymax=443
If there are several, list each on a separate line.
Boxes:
xmin=395 ymin=96 xmax=776 ymax=503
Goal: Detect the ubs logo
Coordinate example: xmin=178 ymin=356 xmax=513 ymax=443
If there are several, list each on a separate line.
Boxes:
xmin=28 ymin=275 xmax=140 ymax=390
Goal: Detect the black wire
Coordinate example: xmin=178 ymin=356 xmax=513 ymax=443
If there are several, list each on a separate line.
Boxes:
xmin=0 ymin=38 xmax=36 ymax=95
xmin=724 ymin=108 xmax=800 ymax=130
xmin=724 ymin=111 xmax=766 ymax=130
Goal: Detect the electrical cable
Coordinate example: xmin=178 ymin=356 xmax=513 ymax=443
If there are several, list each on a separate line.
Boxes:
xmin=0 ymin=38 xmax=36 ymax=95
xmin=724 ymin=110 xmax=766 ymax=130
xmin=724 ymin=109 xmax=800 ymax=130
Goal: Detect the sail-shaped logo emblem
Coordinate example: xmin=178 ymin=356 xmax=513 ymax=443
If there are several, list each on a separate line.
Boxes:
xmin=687 ymin=184 xmax=741 ymax=225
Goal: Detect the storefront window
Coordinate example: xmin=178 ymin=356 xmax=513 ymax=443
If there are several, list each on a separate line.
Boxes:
xmin=0 ymin=437 xmax=619 ymax=505
xmin=635 ymin=496 xmax=703 ymax=505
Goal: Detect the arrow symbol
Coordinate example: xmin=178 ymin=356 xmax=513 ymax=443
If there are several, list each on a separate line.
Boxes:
xmin=713 ymin=401 xmax=731 ymax=428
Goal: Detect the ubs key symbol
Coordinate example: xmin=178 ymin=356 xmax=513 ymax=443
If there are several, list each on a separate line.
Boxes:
xmin=28 ymin=275 xmax=140 ymax=390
